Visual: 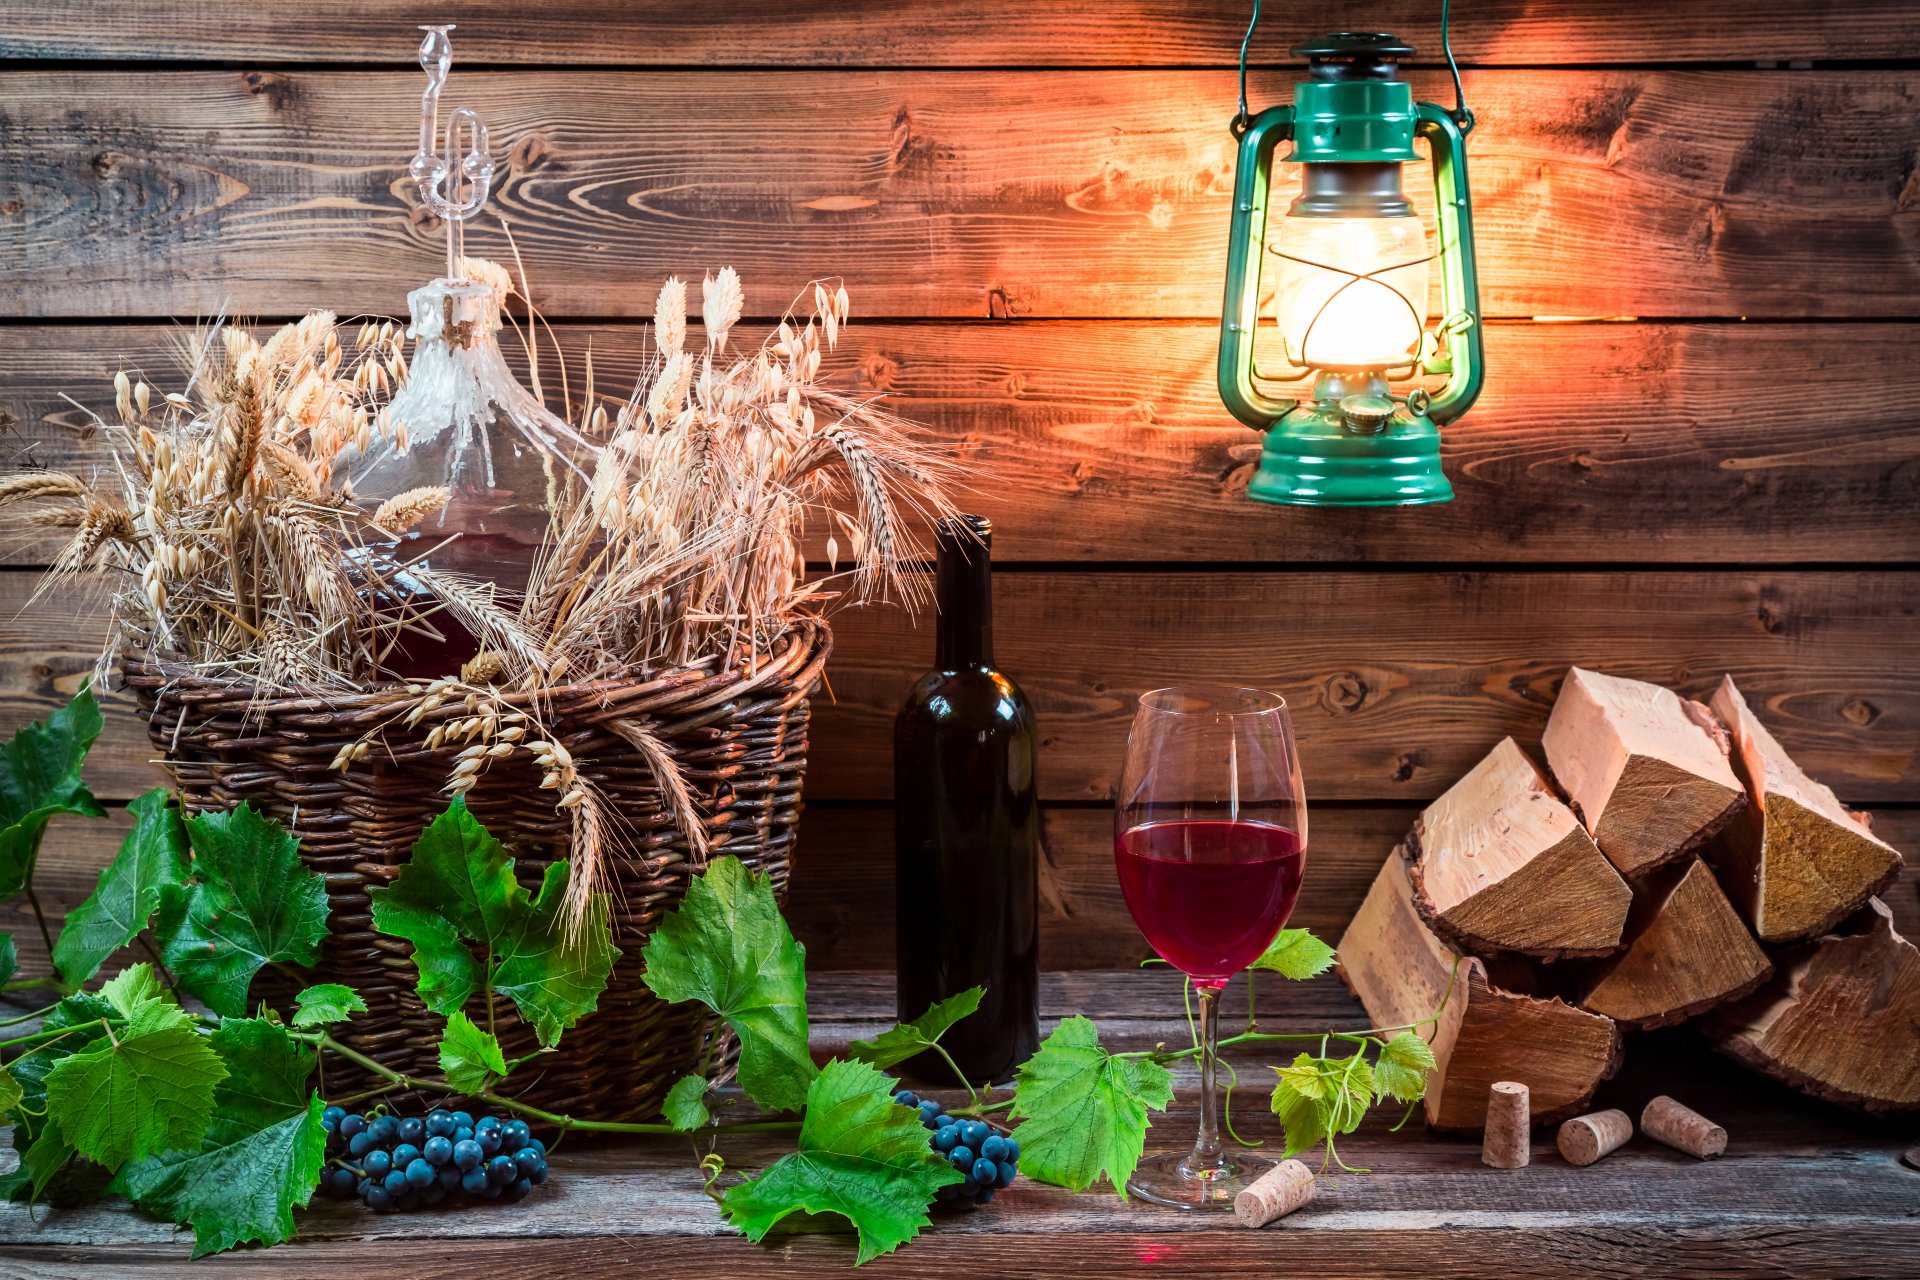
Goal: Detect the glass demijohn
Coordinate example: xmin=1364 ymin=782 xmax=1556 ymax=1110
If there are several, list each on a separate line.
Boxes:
xmin=345 ymin=24 xmax=594 ymax=592
xmin=1114 ymin=685 xmax=1307 ymax=1208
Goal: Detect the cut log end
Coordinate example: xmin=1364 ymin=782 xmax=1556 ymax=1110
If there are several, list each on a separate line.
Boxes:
xmin=1706 ymin=898 xmax=1920 ymax=1113
xmin=1543 ymin=667 xmax=1746 ymax=879
xmin=1709 ymin=674 xmax=1904 ymax=943
xmin=1578 ymin=858 xmax=1772 ymax=1029
xmin=1339 ymin=853 xmax=1622 ymax=1133
xmin=1406 ymin=737 xmax=1631 ymax=960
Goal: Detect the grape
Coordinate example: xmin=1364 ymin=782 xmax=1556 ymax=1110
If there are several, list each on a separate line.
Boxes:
xmin=347 ymin=1131 xmax=374 ymax=1159
xmin=383 ymin=1169 xmax=411 ymax=1198
xmin=425 ymin=1110 xmax=454 ymax=1139
xmin=504 ymin=1177 xmax=533 ymax=1202
xmin=453 ymin=1125 xmax=475 ymax=1145
xmin=890 ymin=1084 xmax=1019 ymax=1211
xmin=475 ymin=1115 xmax=502 ymax=1134
xmin=438 ymin=1165 xmax=464 ymax=1191
xmin=368 ymin=1116 xmax=398 ymax=1145
xmin=322 ymin=1104 xmax=346 ymax=1126
xmin=339 ymin=1113 xmax=367 ymax=1140
xmin=363 ymin=1184 xmax=392 ymax=1212
xmin=397 ymin=1116 xmax=426 ymax=1145
xmin=391 ymin=1143 xmax=421 ymax=1167
xmin=406 ymin=1158 xmax=436 ymax=1189
xmin=423 ymin=1135 xmax=454 ymax=1166
xmin=326 ymin=1167 xmax=357 ymax=1198
xmin=421 ymin=1182 xmax=448 ymax=1206
xmin=362 ymin=1148 xmax=392 ymax=1178
xmin=461 ymin=1167 xmax=490 ymax=1196
xmin=524 ymin=1138 xmax=547 ymax=1159
xmin=450 ymin=1111 xmax=475 ymax=1130
xmin=503 ymin=1119 xmax=532 ymax=1149
xmin=453 ymin=1139 xmax=483 ymax=1170
xmin=322 ymin=1107 xmax=555 ymax=1215
xmin=512 ymin=1148 xmax=543 ymax=1178
xmin=486 ymin=1154 xmax=516 ymax=1186
xmin=477 ymin=1127 xmax=503 ymax=1156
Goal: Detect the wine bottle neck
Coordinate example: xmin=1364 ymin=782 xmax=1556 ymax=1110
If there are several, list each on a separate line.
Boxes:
xmin=935 ymin=534 xmax=994 ymax=669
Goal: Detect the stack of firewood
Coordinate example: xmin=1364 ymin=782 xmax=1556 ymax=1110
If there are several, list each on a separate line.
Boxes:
xmin=1338 ymin=667 xmax=1917 ymax=1131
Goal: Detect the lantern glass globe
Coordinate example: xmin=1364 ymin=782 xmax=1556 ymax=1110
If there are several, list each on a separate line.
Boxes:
xmin=1269 ymin=214 xmax=1429 ymax=372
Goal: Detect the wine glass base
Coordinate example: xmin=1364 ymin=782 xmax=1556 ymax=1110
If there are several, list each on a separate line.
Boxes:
xmin=1126 ymin=1150 xmax=1276 ymax=1210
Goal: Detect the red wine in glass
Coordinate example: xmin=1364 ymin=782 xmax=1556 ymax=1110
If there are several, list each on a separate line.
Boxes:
xmin=1115 ymin=820 xmax=1304 ymax=986
xmin=1113 ymin=684 xmax=1306 ymax=1210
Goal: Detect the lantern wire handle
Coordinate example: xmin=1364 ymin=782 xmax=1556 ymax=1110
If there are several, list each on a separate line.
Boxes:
xmin=1232 ymin=0 xmax=1260 ymax=137
xmin=1441 ymin=0 xmax=1475 ymax=135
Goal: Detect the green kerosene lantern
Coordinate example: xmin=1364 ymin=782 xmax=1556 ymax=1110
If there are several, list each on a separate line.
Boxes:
xmin=1218 ymin=18 xmax=1483 ymax=507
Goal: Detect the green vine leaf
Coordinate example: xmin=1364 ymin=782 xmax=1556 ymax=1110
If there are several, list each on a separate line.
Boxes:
xmin=0 ymin=933 xmax=15 ymax=986
xmin=722 ymin=1058 xmax=964 ymax=1265
xmin=99 ymin=962 xmax=180 ymax=1023
xmin=0 ymin=1064 xmax=21 ymax=1122
xmin=640 ymin=856 xmax=814 ymax=1112
xmin=371 ymin=798 xmax=619 ymax=1047
xmin=1373 ymin=1032 xmax=1437 ymax=1103
xmin=290 ymin=983 xmax=367 ymax=1029
xmin=1249 ymin=929 xmax=1336 ymax=981
xmin=438 ymin=1011 xmax=508 ymax=1094
xmin=846 ymin=987 xmax=983 ymax=1071
xmin=55 ymin=789 xmax=190 ymax=986
xmin=0 ymin=685 xmax=105 ymax=898
xmin=1009 ymin=1016 xmax=1173 ymax=1195
xmin=663 ymin=1074 xmax=711 ymax=1132
xmin=117 ymin=1017 xmax=326 ymax=1257
xmin=0 ymin=994 xmax=116 ymax=1203
xmin=44 ymin=997 xmax=227 ymax=1169
xmin=1270 ymin=1052 xmax=1376 ymax=1160
xmin=154 ymin=803 xmax=329 ymax=1017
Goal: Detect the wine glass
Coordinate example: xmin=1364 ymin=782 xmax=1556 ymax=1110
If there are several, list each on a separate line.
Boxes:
xmin=1114 ymin=684 xmax=1307 ymax=1209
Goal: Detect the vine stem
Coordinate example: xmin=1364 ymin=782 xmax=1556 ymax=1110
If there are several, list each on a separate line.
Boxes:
xmin=22 ymin=877 xmax=56 ymax=967
xmin=307 ymin=1032 xmax=800 ymax=1137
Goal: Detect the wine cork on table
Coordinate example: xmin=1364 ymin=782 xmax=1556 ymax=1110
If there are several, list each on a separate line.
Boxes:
xmin=1641 ymin=1095 xmax=1726 ymax=1159
xmin=1557 ymin=1109 xmax=1633 ymax=1166
xmin=1482 ymin=1081 xmax=1531 ymax=1169
xmin=1233 ymin=1159 xmax=1316 ymax=1228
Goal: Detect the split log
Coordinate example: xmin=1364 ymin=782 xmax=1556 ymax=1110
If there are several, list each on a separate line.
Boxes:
xmin=1705 ymin=898 xmax=1920 ymax=1112
xmin=1338 ymin=853 xmax=1622 ymax=1132
xmin=1541 ymin=667 xmax=1746 ymax=878
xmin=1578 ymin=858 xmax=1772 ymax=1029
xmin=1708 ymin=675 xmax=1903 ymax=942
xmin=1405 ymin=737 xmax=1631 ymax=958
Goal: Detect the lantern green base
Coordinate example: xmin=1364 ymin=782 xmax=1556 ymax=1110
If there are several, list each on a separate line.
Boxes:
xmin=1248 ymin=404 xmax=1453 ymax=507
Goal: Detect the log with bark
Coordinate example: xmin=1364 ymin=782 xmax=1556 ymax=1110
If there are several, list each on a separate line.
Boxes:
xmin=1707 ymin=675 xmax=1903 ymax=943
xmin=1405 ymin=736 xmax=1631 ymax=959
xmin=1338 ymin=852 xmax=1622 ymax=1132
xmin=1705 ymin=898 xmax=1920 ymax=1113
xmin=1541 ymin=667 xmax=1746 ymax=878
xmin=1577 ymin=858 xmax=1773 ymax=1029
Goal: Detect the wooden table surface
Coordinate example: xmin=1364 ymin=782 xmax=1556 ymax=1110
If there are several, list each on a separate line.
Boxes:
xmin=2 ymin=971 xmax=1916 ymax=1278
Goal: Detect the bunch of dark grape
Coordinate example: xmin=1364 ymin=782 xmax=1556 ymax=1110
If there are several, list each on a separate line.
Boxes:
xmin=891 ymin=1088 xmax=1019 ymax=1208
xmin=318 ymin=1106 xmax=551 ymax=1212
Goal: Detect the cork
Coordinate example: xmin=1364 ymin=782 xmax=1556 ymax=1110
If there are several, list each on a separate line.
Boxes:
xmin=1556 ymin=1109 xmax=1633 ymax=1167
xmin=1233 ymin=1159 xmax=1316 ymax=1228
xmin=1481 ymin=1081 xmax=1531 ymax=1169
xmin=1641 ymin=1095 xmax=1726 ymax=1159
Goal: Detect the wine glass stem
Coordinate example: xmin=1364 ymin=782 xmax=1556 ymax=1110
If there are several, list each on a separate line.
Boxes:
xmin=1186 ymin=983 xmax=1227 ymax=1177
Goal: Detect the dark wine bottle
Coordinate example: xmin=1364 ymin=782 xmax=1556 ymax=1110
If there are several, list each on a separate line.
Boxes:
xmin=894 ymin=514 xmax=1040 ymax=1085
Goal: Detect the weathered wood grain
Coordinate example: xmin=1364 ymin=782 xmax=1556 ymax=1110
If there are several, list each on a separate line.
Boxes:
xmin=3 ymin=570 xmax=1912 ymax=804
xmin=9 ymin=320 xmax=1920 ymax=566
xmin=13 ymin=794 xmax=1916 ymax=983
xmin=1 ymin=971 xmax=1915 ymax=1273
xmin=6 ymin=70 xmax=1920 ymax=320
xmin=9 ymin=2 xmax=1920 ymax=66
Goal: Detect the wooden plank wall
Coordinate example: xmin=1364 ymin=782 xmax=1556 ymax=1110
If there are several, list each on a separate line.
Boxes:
xmin=3 ymin=2 xmax=1918 ymax=974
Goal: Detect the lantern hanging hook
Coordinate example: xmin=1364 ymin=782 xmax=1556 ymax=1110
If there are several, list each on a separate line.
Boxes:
xmin=410 ymin=24 xmax=496 ymax=281
xmin=1232 ymin=0 xmax=1261 ymax=138
xmin=1440 ymin=0 xmax=1476 ymax=135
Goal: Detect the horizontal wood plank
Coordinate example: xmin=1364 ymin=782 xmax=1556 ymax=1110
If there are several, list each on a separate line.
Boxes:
xmin=8 ymin=2 xmax=1920 ymax=66
xmin=8 ymin=320 xmax=1920 ymax=566
xmin=2 ymin=570 xmax=1913 ymax=804
xmin=5 ymin=70 xmax=1920 ymax=320
xmin=2 ymin=971 xmax=1916 ymax=1273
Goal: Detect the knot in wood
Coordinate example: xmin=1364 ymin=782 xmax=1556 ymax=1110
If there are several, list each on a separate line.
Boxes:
xmin=1324 ymin=672 xmax=1370 ymax=714
xmin=510 ymin=132 xmax=556 ymax=171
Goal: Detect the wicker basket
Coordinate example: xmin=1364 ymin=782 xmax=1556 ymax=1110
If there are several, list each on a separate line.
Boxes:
xmin=123 ymin=618 xmax=831 ymax=1122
